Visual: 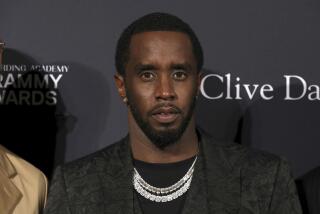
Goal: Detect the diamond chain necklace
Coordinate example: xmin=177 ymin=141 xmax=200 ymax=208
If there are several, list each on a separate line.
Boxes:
xmin=133 ymin=156 xmax=197 ymax=202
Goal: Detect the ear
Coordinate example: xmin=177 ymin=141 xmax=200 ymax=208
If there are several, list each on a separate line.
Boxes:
xmin=196 ymin=71 xmax=203 ymax=96
xmin=114 ymin=73 xmax=126 ymax=99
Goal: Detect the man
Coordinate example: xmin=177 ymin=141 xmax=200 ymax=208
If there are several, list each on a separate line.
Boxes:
xmin=0 ymin=40 xmax=48 ymax=214
xmin=0 ymin=145 xmax=48 ymax=214
xmin=297 ymin=166 xmax=320 ymax=214
xmin=45 ymin=13 xmax=302 ymax=214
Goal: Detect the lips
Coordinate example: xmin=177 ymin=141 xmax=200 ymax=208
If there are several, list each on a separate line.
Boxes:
xmin=151 ymin=106 xmax=180 ymax=123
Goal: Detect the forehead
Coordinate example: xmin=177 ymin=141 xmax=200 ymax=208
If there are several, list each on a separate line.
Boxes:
xmin=128 ymin=31 xmax=195 ymax=64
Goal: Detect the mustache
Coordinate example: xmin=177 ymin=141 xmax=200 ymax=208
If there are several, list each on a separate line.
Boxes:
xmin=148 ymin=103 xmax=182 ymax=115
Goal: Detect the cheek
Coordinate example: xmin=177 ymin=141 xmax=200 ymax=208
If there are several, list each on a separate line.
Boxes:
xmin=175 ymin=81 xmax=198 ymax=103
xmin=128 ymin=83 xmax=154 ymax=110
xmin=132 ymin=84 xmax=154 ymax=101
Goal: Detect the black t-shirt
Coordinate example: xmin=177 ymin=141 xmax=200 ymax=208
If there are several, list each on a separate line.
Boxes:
xmin=133 ymin=156 xmax=196 ymax=214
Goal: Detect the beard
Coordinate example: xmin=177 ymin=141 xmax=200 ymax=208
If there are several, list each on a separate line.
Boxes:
xmin=126 ymin=89 xmax=197 ymax=150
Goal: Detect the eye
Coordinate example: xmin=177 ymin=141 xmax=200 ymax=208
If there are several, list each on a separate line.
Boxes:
xmin=172 ymin=70 xmax=187 ymax=80
xmin=140 ymin=71 xmax=155 ymax=81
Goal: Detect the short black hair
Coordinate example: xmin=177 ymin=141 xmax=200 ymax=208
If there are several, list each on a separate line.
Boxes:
xmin=115 ymin=12 xmax=203 ymax=76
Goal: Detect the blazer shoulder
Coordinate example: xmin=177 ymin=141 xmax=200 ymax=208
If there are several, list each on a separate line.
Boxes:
xmin=45 ymin=137 xmax=130 ymax=213
xmin=243 ymin=146 xmax=284 ymax=170
xmin=210 ymin=140 xmax=293 ymax=190
xmin=202 ymin=134 xmax=286 ymax=173
xmin=60 ymin=137 xmax=128 ymax=179
xmin=1 ymin=146 xmax=48 ymax=212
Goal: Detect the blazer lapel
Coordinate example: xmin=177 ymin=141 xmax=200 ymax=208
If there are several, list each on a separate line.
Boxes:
xmin=0 ymin=148 xmax=22 ymax=213
xmin=181 ymin=129 xmax=243 ymax=214
xmin=199 ymin=130 xmax=257 ymax=214
xmin=99 ymin=135 xmax=136 ymax=214
xmin=181 ymin=147 xmax=208 ymax=214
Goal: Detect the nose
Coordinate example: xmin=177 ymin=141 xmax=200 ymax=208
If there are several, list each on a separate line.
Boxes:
xmin=155 ymin=74 xmax=176 ymax=101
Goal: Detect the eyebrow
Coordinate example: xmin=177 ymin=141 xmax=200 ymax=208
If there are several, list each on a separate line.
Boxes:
xmin=134 ymin=64 xmax=156 ymax=72
xmin=170 ymin=63 xmax=192 ymax=71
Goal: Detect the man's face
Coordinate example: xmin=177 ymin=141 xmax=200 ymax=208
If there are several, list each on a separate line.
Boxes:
xmin=117 ymin=31 xmax=200 ymax=149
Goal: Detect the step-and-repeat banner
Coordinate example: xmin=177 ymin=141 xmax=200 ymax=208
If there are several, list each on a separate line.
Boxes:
xmin=1 ymin=0 xmax=319 ymax=180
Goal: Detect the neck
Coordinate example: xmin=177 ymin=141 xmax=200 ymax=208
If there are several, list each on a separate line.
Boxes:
xmin=128 ymin=112 xmax=199 ymax=163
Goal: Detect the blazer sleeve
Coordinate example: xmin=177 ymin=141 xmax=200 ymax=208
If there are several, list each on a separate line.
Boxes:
xmin=44 ymin=166 xmax=72 ymax=214
xmin=269 ymin=157 xmax=302 ymax=214
xmin=39 ymin=171 xmax=48 ymax=213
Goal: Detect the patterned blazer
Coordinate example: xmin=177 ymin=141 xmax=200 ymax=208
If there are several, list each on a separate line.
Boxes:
xmin=45 ymin=130 xmax=302 ymax=214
